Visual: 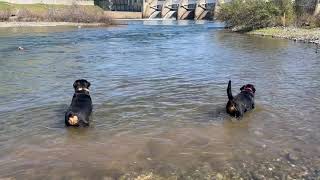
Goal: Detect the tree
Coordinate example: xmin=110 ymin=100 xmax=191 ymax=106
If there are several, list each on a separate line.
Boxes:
xmin=216 ymin=0 xmax=280 ymax=31
xmin=314 ymin=0 xmax=320 ymax=15
xmin=295 ymin=0 xmax=318 ymax=15
xmin=272 ymin=0 xmax=294 ymax=26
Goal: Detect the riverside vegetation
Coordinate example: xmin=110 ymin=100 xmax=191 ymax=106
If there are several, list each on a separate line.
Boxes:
xmin=216 ymin=0 xmax=320 ymax=44
xmin=0 ymin=2 xmax=110 ymax=24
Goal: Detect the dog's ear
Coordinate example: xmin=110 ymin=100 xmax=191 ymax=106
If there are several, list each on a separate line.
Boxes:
xmin=85 ymin=81 xmax=91 ymax=88
xmin=252 ymin=86 xmax=256 ymax=93
xmin=73 ymin=80 xmax=80 ymax=90
xmin=240 ymin=85 xmax=245 ymax=91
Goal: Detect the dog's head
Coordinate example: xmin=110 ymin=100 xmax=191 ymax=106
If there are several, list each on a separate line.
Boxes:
xmin=73 ymin=79 xmax=91 ymax=93
xmin=240 ymin=84 xmax=256 ymax=94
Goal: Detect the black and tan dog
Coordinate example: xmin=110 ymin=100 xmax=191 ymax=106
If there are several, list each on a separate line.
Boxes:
xmin=65 ymin=79 xmax=92 ymax=127
xmin=226 ymin=80 xmax=256 ymax=118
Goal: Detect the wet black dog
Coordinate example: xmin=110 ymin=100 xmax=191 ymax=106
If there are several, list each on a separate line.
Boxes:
xmin=65 ymin=79 xmax=92 ymax=127
xmin=226 ymin=80 xmax=256 ymax=118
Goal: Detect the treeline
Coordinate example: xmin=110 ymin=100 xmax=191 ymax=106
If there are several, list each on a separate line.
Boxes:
xmin=216 ymin=0 xmax=320 ymax=31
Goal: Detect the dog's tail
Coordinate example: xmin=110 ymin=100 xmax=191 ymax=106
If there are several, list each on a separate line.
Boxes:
xmin=227 ymin=80 xmax=233 ymax=100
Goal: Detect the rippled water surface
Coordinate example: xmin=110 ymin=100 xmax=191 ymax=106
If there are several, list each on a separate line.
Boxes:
xmin=0 ymin=21 xmax=319 ymax=179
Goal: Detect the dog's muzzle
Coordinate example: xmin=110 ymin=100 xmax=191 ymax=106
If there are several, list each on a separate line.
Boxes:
xmin=244 ymin=87 xmax=254 ymax=94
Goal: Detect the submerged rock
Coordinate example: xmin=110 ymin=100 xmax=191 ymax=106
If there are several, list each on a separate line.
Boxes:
xmin=286 ymin=153 xmax=299 ymax=162
xmin=252 ymin=172 xmax=266 ymax=180
xmin=215 ymin=173 xmax=224 ymax=180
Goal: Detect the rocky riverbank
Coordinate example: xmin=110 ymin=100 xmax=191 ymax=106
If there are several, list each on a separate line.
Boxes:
xmin=90 ymin=148 xmax=320 ymax=179
xmin=248 ymin=27 xmax=320 ymax=45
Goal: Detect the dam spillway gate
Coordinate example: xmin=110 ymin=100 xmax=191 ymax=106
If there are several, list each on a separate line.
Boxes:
xmin=143 ymin=0 xmax=218 ymax=20
xmin=95 ymin=0 xmax=226 ymax=20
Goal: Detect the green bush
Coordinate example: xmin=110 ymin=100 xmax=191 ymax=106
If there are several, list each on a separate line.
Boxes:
xmin=273 ymin=0 xmax=295 ymax=26
xmin=217 ymin=0 xmax=289 ymax=31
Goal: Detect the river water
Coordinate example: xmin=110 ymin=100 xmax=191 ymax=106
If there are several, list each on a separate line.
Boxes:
xmin=0 ymin=20 xmax=319 ymax=179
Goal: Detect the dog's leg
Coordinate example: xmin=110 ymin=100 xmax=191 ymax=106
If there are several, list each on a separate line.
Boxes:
xmin=236 ymin=112 xmax=243 ymax=119
xmin=235 ymin=106 xmax=244 ymax=119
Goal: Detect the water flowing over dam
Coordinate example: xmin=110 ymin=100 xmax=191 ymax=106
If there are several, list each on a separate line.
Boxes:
xmin=143 ymin=0 xmax=219 ymax=20
xmin=95 ymin=0 xmax=227 ymax=20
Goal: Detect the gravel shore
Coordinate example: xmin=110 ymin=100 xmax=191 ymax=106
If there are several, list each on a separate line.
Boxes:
xmin=248 ymin=27 xmax=320 ymax=45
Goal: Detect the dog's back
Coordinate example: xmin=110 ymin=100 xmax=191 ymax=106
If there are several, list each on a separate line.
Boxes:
xmin=65 ymin=93 xmax=92 ymax=126
xmin=65 ymin=79 xmax=92 ymax=127
xmin=226 ymin=80 xmax=255 ymax=118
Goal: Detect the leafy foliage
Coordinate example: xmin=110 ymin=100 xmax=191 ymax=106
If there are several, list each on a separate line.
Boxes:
xmin=217 ymin=0 xmax=281 ymax=31
xmin=216 ymin=0 xmax=320 ymax=30
xmin=273 ymin=0 xmax=295 ymax=26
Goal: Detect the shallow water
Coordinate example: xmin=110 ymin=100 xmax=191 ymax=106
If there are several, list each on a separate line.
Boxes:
xmin=0 ymin=20 xmax=319 ymax=179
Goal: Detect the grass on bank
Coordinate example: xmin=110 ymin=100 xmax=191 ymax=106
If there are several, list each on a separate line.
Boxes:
xmin=0 ymin=2 xmax=110 ymax=23
xmin=216 ymin=0 xmax=320 ymax=32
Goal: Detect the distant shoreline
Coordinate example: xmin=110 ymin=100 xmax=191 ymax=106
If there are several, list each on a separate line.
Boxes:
xmin=248 ymin=27 xmax=320 ymax=45
xmin=0 ymin=22 xmax=109 ymax=28
xmin=0 ymin=2 xmax=111 ymax=27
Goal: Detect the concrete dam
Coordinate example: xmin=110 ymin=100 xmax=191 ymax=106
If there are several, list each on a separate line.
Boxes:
xmin=143 ymin=0 xmax=221 ymax=20
xmin=95 ymin=0 xmax=225 ymax=20
xmin=95 ymin=0 xmax=228 ymax=20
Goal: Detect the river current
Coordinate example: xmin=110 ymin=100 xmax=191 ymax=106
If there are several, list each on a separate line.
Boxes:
xmin=0 ymin=20 xmax=319 ymax=179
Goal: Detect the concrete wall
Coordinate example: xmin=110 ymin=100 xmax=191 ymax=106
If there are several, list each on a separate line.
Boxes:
xmin=0 ymin=0 xmax=94 ymax=5
xmin=104 ymin=11 xmax=142 ymax=19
